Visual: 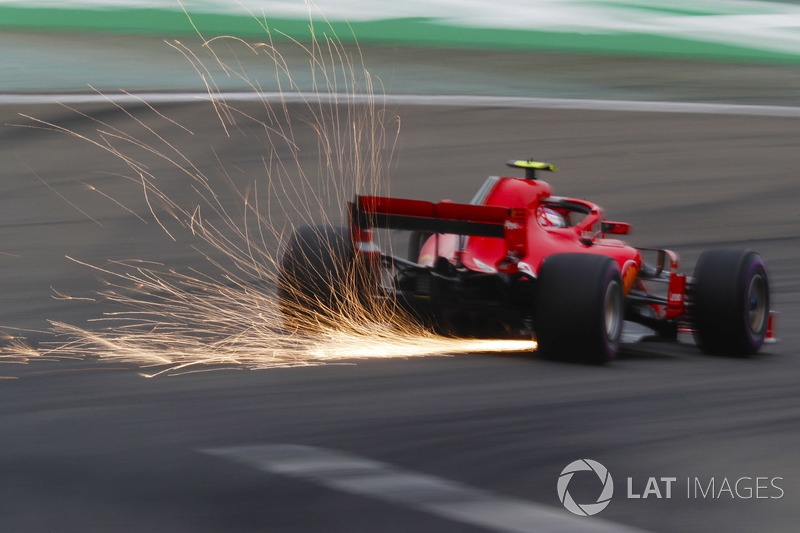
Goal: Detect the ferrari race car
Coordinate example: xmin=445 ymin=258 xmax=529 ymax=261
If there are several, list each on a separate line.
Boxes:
xmin=278 ymin=160 xmax=776 ymax=363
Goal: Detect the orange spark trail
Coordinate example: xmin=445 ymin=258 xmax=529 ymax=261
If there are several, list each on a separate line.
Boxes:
xmin=2 ymin=10 xmax=537 ymax=375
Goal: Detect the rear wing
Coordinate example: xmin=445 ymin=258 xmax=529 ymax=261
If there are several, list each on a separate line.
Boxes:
xmin=352 ymin=196 xmax=509 ymax=238
xmin=350 ymin=195 xmax=528 ymax=273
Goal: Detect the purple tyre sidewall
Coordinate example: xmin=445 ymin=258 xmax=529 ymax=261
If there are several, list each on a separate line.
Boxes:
xmin=742 ymin=256 xmax=768 ymax=350
xmin=601 ymin=264 xmax=623 ymax=359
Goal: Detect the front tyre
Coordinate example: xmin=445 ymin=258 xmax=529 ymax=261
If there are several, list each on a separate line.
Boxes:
xmin=692 ymin=249 xmax=770 ymax=356
xmin=535 ymin=254 xmax=623 ymax=364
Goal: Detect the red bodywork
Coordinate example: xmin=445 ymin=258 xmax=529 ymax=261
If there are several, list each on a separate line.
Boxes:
xmin=418 ymin=177 xmax=639 ymax=278
xmin=345 ymin=165 xmax=779 ymax=351
xmin=354 ymin=174 xmax=688 ymax=323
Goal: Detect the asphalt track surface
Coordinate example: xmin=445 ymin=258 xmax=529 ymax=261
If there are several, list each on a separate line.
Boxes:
xmin=2 ymin=94 xmax=800 ymax=531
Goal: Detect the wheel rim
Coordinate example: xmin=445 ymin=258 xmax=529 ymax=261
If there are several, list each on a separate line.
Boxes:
xmin=747 ymin=273 xmax=767 ymax=334
xmin=604 ymin=280 xmax=622 ymax=341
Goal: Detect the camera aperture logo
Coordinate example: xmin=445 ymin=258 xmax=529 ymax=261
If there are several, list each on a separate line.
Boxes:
xmin=558 ymin=459 xmax=614 ymax=516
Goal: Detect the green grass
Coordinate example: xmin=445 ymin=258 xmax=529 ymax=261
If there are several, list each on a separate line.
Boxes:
xmin=1 ymin=6 xmax=798 ymax=64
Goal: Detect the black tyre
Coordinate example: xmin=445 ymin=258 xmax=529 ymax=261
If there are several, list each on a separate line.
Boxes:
xmin=534 ymin=254 xmax=623 ymax=364
xmin=692 ymin=249 xmax=769 ymax=356
xmin=277 ymin=225 xmax=354 ymax=328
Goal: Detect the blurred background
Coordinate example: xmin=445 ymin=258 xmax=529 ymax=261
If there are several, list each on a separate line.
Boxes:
xmin=1 ymin=0 xmax=800 ymax=99
xmin=1 ymin=1 xmax=799 ymax=532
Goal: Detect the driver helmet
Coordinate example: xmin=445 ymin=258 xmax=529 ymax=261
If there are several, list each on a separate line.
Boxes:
xmin=537 ymin=206 xmax=566 ymax=227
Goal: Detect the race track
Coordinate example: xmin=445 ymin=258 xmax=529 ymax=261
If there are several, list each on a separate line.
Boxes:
xmin=1 ymin=94 xmax=799 ymax=532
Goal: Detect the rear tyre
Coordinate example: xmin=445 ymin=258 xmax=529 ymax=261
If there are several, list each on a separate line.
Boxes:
xmin=692 ymin=249 xmax=769 ymax=356
xmin=277 ymin=225 xmax=354 ymax=328
xmin=535 ymin=254 xmax=623 ymax=364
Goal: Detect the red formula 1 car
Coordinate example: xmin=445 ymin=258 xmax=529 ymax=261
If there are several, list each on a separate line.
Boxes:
xmin=279 ymin=160 xmax=776 ymax=363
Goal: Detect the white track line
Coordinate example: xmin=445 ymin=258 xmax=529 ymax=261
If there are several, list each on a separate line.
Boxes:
xmin=2 ymin=91 xmax=800 ymax=117
xmin=202 ymin=443 xmax=649 ymax=533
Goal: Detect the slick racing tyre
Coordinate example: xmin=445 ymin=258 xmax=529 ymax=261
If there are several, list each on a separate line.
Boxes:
xmin=277 ymin=225 xmax=355 ymax=329
xmin=692 ymin=249 xmax=769 ymax=356
xmin=535 ymin=254 xmax=623 ymax=364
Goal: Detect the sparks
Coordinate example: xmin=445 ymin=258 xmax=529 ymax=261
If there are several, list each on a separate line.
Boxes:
xmin=4 ymin=11 xmax=538 ymax=375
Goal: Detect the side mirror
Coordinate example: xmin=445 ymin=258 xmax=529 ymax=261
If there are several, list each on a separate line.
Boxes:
xmin=601 ymin=221 xmax=631 ymax=236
